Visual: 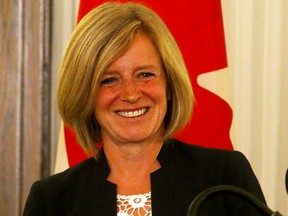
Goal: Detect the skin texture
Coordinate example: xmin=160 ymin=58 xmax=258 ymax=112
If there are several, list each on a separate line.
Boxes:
xmin=95 ymin=33 xmax=168 ymax=147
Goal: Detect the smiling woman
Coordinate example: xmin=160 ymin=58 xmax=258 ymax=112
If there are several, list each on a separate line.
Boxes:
xmin=56 ymin=2 xmax=193 ymax=155
xmin=95 ymin=33 xmax=168 ymax=147
xmin=23 ymin=2 xmax=266 ymax=216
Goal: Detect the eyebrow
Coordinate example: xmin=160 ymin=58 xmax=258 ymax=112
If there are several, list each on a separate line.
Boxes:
xmin=134 ymin=64 xmax=159 ymax=71
xmin=105 ymin=64 xmax=161 ymax=74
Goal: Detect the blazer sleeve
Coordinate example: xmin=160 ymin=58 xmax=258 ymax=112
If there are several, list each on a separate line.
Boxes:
xmin=23 ymin=181 xmax=47 ymax=216
xmin=222 ymin=151 xmax=266 ymax=215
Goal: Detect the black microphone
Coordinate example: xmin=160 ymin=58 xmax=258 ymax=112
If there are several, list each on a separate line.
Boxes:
xmin=186 ymin=185 xmax=283 ymax=216
xmin=285 ymin=169 xmax=288 ymax=193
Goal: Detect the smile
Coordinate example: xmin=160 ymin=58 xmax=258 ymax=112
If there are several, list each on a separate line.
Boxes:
xmin=116 ymin=108 xmax=148 ymax=118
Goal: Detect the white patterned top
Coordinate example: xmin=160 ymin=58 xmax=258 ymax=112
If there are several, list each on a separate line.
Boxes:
xmin=117 ymin=192 xmax=152 ymax=216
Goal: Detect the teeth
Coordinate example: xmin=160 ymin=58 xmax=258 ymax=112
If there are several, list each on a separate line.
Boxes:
xmin=117 ymin=108 xmax=147 ymax=118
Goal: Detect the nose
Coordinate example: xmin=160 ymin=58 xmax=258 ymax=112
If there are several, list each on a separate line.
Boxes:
xmin=119 ymin=80 xmax=142 ymax=103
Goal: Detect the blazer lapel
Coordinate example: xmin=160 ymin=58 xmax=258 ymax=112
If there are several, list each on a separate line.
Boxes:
xmin=150 ymin=141 xmax=176 ymax=216
xmin=70 ymin=151 xmax=118 ymax=216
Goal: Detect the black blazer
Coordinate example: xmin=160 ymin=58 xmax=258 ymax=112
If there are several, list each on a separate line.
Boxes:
xmin=23 ymin=139 xmax=266 ymax=215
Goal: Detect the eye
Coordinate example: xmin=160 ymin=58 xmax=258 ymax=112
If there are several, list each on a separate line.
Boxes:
xmin=100 ymin=77 xmax=117 ymax=85
xmin=139 ymin=72 xmax=156 ymax=78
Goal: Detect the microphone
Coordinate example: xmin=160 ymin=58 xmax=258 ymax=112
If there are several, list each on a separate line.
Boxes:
xmin=186 ymin=185 xmax=283 ymax=216
xmin=285 ymin=169 xmax=288 ymax=193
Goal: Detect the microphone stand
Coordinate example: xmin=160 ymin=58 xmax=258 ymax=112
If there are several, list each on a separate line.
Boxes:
xmin=186 ymin=185 xmax=283 ymax=216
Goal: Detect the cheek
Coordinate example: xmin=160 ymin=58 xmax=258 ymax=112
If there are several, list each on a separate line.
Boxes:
xmin=95 ymin=89 xmax=118 ymax=109
xmin=147 ymin=80 xmax=168 ymax=100
xmin=144 ymin=86 xmax=168 ymax=109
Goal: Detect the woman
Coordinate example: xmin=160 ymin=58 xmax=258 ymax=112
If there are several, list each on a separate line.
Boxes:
xmin=24 ymin=2 xmax=266 ymax=215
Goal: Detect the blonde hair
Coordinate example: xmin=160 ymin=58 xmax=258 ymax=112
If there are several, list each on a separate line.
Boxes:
xmin=57 ymin=2 xmax=193 ymax=155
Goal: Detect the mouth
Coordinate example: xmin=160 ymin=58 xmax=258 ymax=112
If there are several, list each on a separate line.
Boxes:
xmin=116 ymin=107 xmax=148 ymax=118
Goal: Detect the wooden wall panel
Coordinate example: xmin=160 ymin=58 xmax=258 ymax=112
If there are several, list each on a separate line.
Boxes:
xmin=0 ymin=1 xmax=22 ymax=214
xmin=0 ymin=0 xmax=52 ymax=215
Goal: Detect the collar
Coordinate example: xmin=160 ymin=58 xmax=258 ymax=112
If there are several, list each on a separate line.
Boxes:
xmin=92 ymin=139 xmax=176 ymax=215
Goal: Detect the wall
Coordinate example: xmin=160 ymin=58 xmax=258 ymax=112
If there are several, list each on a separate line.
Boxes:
xmin=50 ymin=0 xmax=79 ymax=171
xmin=222 ymin=0 xmax=288 ymax=214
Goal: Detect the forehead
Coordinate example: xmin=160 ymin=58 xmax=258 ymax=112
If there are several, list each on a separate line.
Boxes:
xmin=106 ymin=33 xmax=162 ymax=72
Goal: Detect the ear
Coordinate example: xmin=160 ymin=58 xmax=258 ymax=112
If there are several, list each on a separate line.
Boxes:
xmin=166 ymin=84 xmax=172 ymax=101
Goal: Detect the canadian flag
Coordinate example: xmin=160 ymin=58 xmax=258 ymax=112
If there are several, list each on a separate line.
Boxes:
xmin=55 ymin=0 xmax=233 ymax=172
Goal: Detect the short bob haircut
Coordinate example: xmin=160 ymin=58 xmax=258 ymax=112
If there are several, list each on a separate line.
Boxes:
xmin=57 ymin=2 xmax=193 ymax=155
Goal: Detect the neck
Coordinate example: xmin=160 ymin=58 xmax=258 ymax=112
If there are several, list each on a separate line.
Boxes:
xmin=104 ymin=139 xmax=163 ymax=174
xmin=103 ymin=138 xmax=164 ymax=195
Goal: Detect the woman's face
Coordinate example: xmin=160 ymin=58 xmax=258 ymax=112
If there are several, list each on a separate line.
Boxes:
xmin=95 ymin=33 xmax=168 ymax=145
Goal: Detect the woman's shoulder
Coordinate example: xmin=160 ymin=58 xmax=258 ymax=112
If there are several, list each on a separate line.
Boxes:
xmin=164 ymin=139 xmax=262 ymax=191
xmin=167 ymin=139 xmax=244 ymax=157
xmin=35 ymin=157 xmax=98 ymax=190
xmin=164 ymin=139 xmax=250 ymax=169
